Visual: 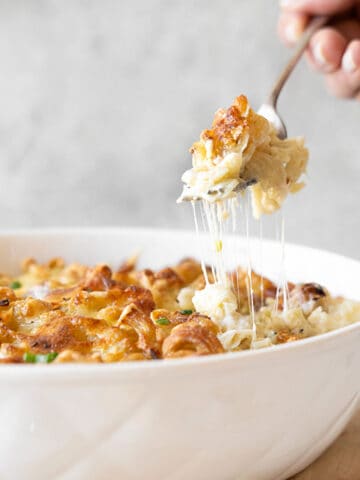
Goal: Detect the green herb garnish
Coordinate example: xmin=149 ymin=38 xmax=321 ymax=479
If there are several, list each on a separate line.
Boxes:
xmin=23 ymin=352 xmax=58 ymax=364
xmin=180 ymin=309 xmax=193 ymax=315
xmin=10 ymin=280 xmax=22 ymax=289
xmin=155 ymin=317 xmax=170 ymax=326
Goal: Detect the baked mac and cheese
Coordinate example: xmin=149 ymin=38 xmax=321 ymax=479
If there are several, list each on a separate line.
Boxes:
xmin=0 ymin=257 xmax=358 ymax=363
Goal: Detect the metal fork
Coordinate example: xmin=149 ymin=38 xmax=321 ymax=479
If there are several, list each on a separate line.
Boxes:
xmin=179 ymin=15 xmax=330 ymax=202
xmin=258 ymin=15 xmax=330 ymax=140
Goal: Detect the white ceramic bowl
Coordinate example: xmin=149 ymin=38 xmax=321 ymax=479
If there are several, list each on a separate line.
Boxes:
xmin=0 ymin=228 xmax=359 ymax=480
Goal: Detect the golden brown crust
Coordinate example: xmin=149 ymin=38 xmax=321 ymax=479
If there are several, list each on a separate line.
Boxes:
xmin=192 ymin=95 xmax=250 ymax=158
xmin=289 ymin=283 xmax=327 ymax=306
xmin=136 ymin=267 xmax=184 ymax=310
xmin=162 ymin=318 xmax=224 ymax=358
xmin=276 ymin=328 xmax=301 ymax=344
xmin=0 ymin=256 xmax=336 ymax=363
xmin=172 ymin=258 xmax=203 ymax=284
xmin=83 ymin=265 xmax=115 ymax=291
xmin=0 ymin=257 xmax=224 ymax=363
xmin=230 ymin=269 xmax=278 ymax=312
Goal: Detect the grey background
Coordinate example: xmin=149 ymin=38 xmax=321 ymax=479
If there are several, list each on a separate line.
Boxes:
xmin=0 ymin=0 xmax=358 ymax=258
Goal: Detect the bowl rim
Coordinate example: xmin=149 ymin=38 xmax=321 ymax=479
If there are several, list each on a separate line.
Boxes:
xmin=0 ymin=226 xmax=359 ymax=378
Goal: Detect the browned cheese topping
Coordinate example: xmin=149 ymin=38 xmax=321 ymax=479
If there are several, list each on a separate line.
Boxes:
xmin=0 ymin=257 xmax=225 ymax=363
xmin=0 ymin=256 xmax=355 ymax=363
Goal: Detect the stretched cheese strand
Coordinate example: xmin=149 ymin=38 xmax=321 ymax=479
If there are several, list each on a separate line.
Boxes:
xmin=244 ymin=194 xmax=256 ymax=345
xmin=273 ymin=211 xmax=289 ymax=315
xmin=190 ymin=192 xmax=294 ymax=350
xmin=258 ymin=215 xmax=264 ymax=307
xmin=192 ymin=201 xmax=209 ymax=285
xmin=191 ymin=194 xmax=259 ymax=343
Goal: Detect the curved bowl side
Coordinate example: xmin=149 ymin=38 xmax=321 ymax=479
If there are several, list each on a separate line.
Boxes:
xmin=0 ymin=228 xmax=359 ymax=480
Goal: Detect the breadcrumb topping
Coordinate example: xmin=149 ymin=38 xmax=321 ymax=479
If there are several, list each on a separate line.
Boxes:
xmin=0 ymin=256 xmax=358 ymax=363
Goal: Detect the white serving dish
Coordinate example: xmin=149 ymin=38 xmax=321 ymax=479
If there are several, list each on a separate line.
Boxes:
xmin=0 ymin=228 xmax=359 ymax=480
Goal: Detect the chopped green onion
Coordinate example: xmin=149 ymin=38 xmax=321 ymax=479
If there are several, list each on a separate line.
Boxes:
xmin=10 ymin=280 xmax=22 ymax=290
xmin=180 ymin=309 xmax=193 ymax=315
xmin=23 ymin=352 xmax=58 ymax=364
xmin=155 ymin=317 xmax=170 ymax=326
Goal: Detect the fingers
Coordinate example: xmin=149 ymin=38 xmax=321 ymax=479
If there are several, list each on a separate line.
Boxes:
xmin=277 ymin=7 xmax=360 ymax=47
xmin=324 ymin=40 xmax=360 ymax=97
xmin=278 ymin=11 xmax=309 ymax=45
xmin=305 ymin=19 xmax=360 ymax=72
xmin=278 ymin=3 xmax=360 ymax=99
xmin=280 ymin=0 xmax=357 ymax=15
xmin=306 ymin=28 xmax=348 ymax=73
xmin=334 ymin=18 xmax=360 ymax=41
xmin=342 ymin=38 xmax=360 ymax=71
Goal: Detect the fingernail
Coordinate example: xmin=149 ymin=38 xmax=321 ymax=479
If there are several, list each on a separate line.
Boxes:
xmin=342 ymin=49 xmax=357 ymax=73
xmin=285 ymin=23 xmax=301 ymax=43
xmin=280 ymin=0 xmax=304 ymax=7
xmin=313 ymin=42 xmax=331 ymax=69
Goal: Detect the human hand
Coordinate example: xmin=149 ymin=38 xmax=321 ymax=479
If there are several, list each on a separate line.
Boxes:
xmin=278 ymin=0 xmax=360 ymax=99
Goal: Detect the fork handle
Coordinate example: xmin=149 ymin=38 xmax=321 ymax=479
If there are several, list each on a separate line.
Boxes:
xmin=268 ymin=15 xmax=330 ymax=107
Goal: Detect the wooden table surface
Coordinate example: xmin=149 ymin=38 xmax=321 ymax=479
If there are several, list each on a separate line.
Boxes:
xmin=290 ymin=409 xmax=360 ymax=479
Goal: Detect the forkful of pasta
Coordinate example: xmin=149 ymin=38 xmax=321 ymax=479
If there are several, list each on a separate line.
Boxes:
xmin=178 ymin=15 xmax=330 ymax=218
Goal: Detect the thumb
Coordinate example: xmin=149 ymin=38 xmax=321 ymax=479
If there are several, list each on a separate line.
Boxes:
xmin=280 ymin=0 xmax=357 ymax=15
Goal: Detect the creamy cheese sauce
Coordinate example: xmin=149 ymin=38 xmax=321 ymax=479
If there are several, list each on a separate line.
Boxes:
xmin=189 ymin=192 xmax=269 ymax=350
xmin=178 ymin=95 xmax=360 ymax=351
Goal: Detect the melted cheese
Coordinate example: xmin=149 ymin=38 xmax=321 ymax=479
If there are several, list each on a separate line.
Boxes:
xmin=178 ymin=95 xmax=308 ymax=218
xmin=177 ymin=94 xmax=360 ymax=351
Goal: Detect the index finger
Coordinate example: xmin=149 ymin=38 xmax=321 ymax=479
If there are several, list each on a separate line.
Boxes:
xmin=280 ymin=0 xmax=358 ymax=15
